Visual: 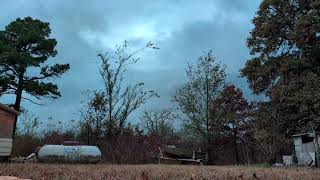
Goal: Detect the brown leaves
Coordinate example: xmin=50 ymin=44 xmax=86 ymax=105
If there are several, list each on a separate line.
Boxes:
xmin=216 ymin=85 xmax=248 ymax=114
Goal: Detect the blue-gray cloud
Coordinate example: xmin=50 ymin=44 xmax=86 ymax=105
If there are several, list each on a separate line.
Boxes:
xmin=0 ymin=0 xmax=261 ymax=125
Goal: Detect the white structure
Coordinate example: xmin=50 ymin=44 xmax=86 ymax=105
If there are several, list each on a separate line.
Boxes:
xmin=0 ymin=138 xmax=13 ymax=157
xmin=293 ymin=132 xmax=320 ymax=167
xmin=38 ymin=145 xmax=101 ymax=163
xmin=283 ymin=155 xmax=293 ymax=166
xmin=0 ymin=104 xmax=19 ymax=161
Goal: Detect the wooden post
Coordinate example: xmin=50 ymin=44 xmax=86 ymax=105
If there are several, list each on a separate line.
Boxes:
xmin=192 ymin=150 xmax=195 ymax=160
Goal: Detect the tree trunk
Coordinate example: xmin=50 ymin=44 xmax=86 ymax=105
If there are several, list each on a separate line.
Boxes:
xmin=234 ymin=130 xmax=240 ymax=165
xmin=87 ymin=123 xmax=90 ymax=145
xmin=206 ymin=144 xmax=215 ymax=165
xmin=12 ymin=70 xmax=24 ymax=139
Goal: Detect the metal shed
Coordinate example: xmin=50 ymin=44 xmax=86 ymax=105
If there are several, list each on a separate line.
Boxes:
xmin=293 ymin=132 xmax=320 ymax=167
xmin=0 ymin=104 xmax=19 ymax=161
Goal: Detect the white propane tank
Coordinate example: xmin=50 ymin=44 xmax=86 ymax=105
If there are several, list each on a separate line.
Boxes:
xmin=38 ymin=145 xmax=101 ymax=163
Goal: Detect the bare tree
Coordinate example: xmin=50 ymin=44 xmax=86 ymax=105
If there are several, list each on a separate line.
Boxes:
xmin=98 ymin=41 xmax=159 ymax=137
xmin=18 ymin=109 xmax=41 ymax=137
xmin=140 ymin=109 xmax=175 ymax=139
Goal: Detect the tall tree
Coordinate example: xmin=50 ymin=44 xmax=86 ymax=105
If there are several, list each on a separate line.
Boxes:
xmin=97 ymin=41 xmax=159 ymax=138
xmin=0 ymin=17 xmax=70 ymax=137
xmin=241 ymin=0 xmax=320 ymax=134
xmin=174 ymin=50 xmax=226 ymax=144
xmin=214 ymin=85 xmax=249 ymax=164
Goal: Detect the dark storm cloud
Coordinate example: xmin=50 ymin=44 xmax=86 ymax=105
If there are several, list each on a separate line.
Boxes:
xmin=0 ymin=0 xmax=261 ymax=124
xmin=126 ymin=14 xmax=258 ymax=115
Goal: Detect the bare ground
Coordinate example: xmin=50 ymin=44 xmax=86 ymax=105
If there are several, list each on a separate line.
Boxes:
xmin=0 ymin=163 xmax=319 ymax=180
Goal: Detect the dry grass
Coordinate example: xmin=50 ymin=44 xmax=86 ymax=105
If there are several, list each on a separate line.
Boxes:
xmin=0 ymin=164 xmax=319 ymax=180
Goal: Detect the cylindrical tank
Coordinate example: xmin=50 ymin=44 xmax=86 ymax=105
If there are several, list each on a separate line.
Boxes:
xmin=38 ymin=145 xmax=101 ymax=163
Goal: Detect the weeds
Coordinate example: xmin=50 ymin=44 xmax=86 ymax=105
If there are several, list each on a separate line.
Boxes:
xmin=0 ymin=164 xmax=319 ymax=180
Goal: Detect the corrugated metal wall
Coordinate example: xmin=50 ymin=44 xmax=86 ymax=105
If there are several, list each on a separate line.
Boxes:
xmin=293 ymin=134 xmax=319 ymax=167
xmin=0 ymin=138 xmax=13 ymax=156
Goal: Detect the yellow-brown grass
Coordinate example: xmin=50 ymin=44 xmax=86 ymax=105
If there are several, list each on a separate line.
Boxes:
xmin=0 ymin=164 xmax=319 ymax=180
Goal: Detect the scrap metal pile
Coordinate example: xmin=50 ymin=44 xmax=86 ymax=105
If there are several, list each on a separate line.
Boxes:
xmin=279 ymin=132 xmax=320 ymax=168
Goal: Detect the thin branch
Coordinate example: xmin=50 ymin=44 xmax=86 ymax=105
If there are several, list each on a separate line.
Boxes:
xmin=21 ymin=97 xmax=46 ymax=106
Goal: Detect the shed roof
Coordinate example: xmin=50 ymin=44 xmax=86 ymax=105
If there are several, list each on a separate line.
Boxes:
xmin=292 ymin=132 xmax=320 ymax=138
xmin=0 ymin=104 xmax=20 ymax=116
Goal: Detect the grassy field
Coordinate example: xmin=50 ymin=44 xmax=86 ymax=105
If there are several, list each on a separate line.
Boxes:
xmin=0 ymin=164 xmax=319 ymax=180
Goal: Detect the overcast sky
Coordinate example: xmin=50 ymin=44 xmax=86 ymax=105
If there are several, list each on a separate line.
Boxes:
xmin=0 ymin=0 xmax=261 ymax=128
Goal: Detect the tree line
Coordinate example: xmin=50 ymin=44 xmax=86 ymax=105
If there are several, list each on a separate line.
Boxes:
xmin=1 ymin=0 xmax=320 ymax=164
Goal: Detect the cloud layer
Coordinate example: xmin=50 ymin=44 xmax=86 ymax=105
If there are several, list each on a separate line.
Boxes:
xmin=0 ymin=0 xmax=261 ymax=125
